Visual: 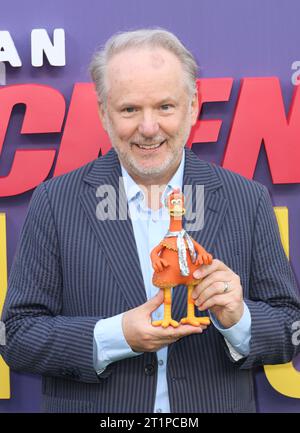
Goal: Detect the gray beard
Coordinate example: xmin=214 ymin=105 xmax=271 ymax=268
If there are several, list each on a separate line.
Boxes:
xmin=114 ymin=145 xmax=183 ymax=180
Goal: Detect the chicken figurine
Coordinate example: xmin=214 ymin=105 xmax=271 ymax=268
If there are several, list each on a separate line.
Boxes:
xmin=150 ymin=188 xmax=213 ymax=328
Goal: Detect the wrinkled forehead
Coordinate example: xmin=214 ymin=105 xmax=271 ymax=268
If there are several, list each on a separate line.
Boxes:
xmin=105 ymin=47 xmax=185 ymax=91
xmin=107 ymin=46 xmax=182 ymax=70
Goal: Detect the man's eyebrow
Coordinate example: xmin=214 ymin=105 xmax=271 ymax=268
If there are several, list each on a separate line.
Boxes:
xmin=116 ymin=97 xmax=178 ymax=109
xmin=116 ymin=98 xmax=140 ymax=106
xmin=158 ymin=97 xmax=177 ymax=105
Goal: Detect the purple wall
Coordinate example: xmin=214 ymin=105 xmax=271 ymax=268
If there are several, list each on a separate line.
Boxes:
xmin=0 ymin=0 xmax=299 ymax=412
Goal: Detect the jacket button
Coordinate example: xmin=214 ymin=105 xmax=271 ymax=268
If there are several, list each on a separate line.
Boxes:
xmin=60 ymin=368 xmax=80 ymax=380
xmin=144 ymin=364 xmax=155 ymax=376
xmin=69 ymin=370 xmax=80 ymax=380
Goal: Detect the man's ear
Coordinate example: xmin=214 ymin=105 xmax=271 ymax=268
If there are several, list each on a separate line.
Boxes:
xmin=190 ymin=91 xmax=199 ymax=126
xmin=98 ymin=103 xmax=108 ymax=131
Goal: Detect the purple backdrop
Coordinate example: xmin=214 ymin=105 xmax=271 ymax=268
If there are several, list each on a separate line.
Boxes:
xmin=0 ymin=0 xmax=299 ymax=412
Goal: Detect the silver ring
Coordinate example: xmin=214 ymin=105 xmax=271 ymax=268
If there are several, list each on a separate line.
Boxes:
xmin=223 ymin=281 xmax=230 ymax=293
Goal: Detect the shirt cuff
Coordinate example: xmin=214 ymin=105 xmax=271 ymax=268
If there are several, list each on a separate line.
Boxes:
xmin=209 ymin=301 xmax=251 ymax=357
xmin=93 ymin=313 xmax=142 ymax=374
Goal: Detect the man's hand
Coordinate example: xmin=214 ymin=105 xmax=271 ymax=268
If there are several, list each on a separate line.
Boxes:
xmin=122 ymin=290 xmax=207 ymax=353
xmin=192 ymin=259 xmax=244 ymax=329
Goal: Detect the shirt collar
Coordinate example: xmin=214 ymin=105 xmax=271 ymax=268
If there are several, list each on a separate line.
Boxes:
xmin=121 ymin=149 xmax=185 ymax=206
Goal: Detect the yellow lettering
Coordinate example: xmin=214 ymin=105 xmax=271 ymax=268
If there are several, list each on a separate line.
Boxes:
xmin=263 ymin=207 xmax=300 ymax=398
xmin=0 ymin=213 xmax=10 ymax=398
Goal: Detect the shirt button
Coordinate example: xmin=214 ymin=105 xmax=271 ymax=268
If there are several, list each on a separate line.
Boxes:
xmin=158 ymin=360 xmax=164 ymax=366
xmin=152 ymin=217 xmax=158 ymax=223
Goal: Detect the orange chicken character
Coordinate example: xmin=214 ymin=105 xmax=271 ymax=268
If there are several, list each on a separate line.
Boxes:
xmin=150 ymin=188 xmax=213 ymax=328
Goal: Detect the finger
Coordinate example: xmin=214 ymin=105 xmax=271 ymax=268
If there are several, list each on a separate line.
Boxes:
xmin=194 ymin=282 xmax=230 ymax=307
xmin=193 ymin=258 xmax=228 ymax=280
xmin=151 ymin=324 xmax=207 ymax=347
xmin=144 ymin=289 xmax=164 ymax=312
xmin=203 ymin=253 xmax=213 ymax=265
xmin=169 ymin=324 xmax=206 ymax=339
xmin=192 ymin=270 xmax=231 ymax=299
xmin=198 ymin=294 xmax=230 ymax=311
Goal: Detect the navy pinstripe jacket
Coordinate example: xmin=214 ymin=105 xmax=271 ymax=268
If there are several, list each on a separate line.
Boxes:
xmin=1 ymin=148 xmax=300 ymax=413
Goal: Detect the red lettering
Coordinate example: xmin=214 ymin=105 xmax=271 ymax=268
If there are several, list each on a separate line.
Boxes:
xmin=188 ymin=78 xmax=233 ymax=147
xmin=223 ymin=77 xmax=300 ymax=183
xmin=1 ymin=77 xmax=300 ymax=197
xmin=0 ymin=84 xmax=65 ymax=196
xmin=54 ymin=83 xmax=111 ymax=177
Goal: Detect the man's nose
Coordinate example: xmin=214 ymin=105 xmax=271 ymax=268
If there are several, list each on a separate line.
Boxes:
xmin=138 ymin=111 xmax=159 ymax=137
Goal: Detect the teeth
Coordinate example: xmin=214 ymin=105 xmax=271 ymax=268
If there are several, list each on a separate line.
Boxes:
xmin=137 ymin=141 xmax=164 ymax=150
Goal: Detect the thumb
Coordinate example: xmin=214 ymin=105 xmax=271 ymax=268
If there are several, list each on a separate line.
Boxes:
xmin=143 ymin=289 xmax=164 ymax=312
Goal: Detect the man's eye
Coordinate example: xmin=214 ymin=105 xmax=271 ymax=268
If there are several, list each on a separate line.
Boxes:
xmin=122 ymin=107 xmax=136 ymax=113
xmin=161 ymin=104 xmax=172 ymax=110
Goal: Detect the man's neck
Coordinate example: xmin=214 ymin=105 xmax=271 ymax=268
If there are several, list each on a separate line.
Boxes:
xmin=140 ymin=184 xmax=165 ymax=211
xmin=121 ymin=149 xmax=185 ymax=211
xmin=136 ymin=159 xmax=184 ymax=210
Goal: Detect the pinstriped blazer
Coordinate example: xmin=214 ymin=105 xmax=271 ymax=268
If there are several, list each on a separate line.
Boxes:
xmin=1 ymin=147 xmax=300 ymax=413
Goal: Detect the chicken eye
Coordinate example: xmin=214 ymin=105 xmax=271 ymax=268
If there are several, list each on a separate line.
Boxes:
xmin=171 ymin=199 xmax=176 ymax=205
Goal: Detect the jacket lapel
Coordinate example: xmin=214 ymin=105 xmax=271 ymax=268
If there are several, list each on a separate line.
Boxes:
xmin=182 ymin=148 xmax=228 ymax=252
xmin=79 ymin=149 xmax=147 ymax=309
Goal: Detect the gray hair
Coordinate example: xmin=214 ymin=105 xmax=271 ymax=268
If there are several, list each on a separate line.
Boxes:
xmin=89 ymin=28 xmax=198 ymax=104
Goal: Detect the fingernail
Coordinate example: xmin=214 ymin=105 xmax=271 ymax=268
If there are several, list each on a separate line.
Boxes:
xmin=194 ymin=270 xmax=202 ymax=279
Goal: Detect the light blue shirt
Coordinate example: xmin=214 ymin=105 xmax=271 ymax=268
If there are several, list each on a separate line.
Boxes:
xmin=93 ymin=149 xmax=251 ymax=413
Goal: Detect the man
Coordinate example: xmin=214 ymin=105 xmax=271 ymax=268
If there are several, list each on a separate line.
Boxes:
xmin=1 ymin=29 xmax=300 ymax=413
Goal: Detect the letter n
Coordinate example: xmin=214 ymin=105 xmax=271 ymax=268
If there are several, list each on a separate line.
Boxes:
xmin=223 ymin=77 xmax=300 ymax=183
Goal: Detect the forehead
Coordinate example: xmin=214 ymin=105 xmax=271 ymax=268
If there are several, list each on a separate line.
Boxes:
xmin=105 ymin=47 xmax=187 ymax=101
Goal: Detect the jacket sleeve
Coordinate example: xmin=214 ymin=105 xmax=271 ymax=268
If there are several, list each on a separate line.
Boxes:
xmin=0 ymin=182 xmax=106 ymax=383
xmin=237 ymin=185 xmax=300 ymax=369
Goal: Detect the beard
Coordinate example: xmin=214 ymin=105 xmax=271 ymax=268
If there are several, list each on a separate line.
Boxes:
xmin=115 ymin=141 xmax=183 ymax=179
xmin=105 ymin=118 xmax=191 ymax=183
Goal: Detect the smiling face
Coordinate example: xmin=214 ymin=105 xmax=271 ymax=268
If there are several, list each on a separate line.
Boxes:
xmin=98 ymin=47 xmax=199 ymax=186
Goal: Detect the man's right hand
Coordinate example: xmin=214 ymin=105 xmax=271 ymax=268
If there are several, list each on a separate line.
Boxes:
xmin=122 ymin=289 xmax=207 ymax=353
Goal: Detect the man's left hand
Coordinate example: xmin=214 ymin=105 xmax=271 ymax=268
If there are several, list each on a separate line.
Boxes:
xmin=192 ymin=259 xmax=244 ymax=329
